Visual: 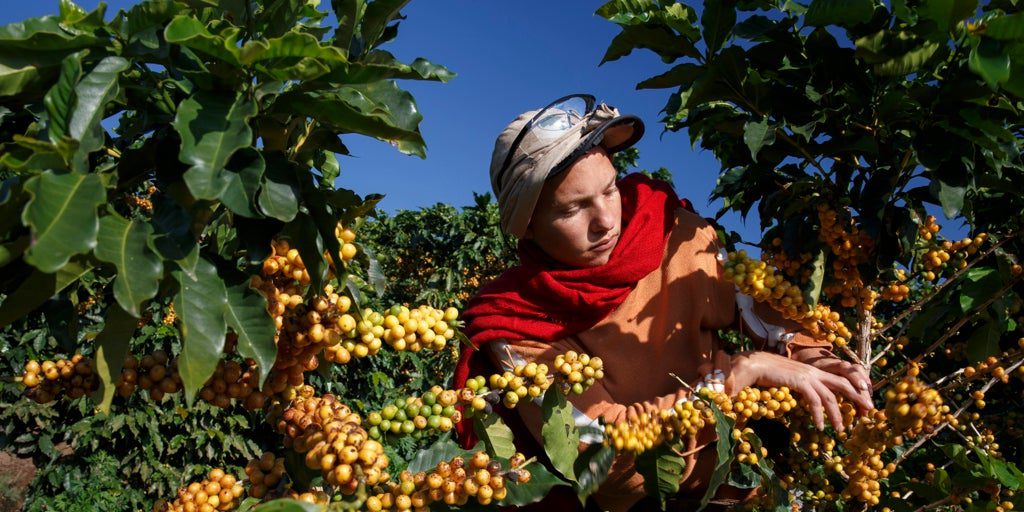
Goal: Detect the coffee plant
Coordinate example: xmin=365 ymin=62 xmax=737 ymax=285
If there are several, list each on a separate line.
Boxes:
xmin=4 ymin=0 xmax=1024 ymax=511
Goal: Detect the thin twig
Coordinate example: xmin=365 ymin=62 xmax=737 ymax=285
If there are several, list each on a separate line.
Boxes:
xmin=877 ymin=234 xmax=1016 ymax=339
xmin=873 ymin=274 xmax=1022 ymax=391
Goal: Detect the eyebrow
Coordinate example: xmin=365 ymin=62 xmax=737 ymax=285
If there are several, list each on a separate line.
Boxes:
xmin=554 ymin=176 xmax=618 ymax=209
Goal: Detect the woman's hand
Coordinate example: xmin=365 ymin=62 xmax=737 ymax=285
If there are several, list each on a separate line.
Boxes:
xmin=730 ymin=351 xmax=874 ymax=432
xmin=791 ymin=346 xmax=873 ymax=414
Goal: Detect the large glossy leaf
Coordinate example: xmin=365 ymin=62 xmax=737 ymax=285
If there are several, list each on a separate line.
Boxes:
xmin=68 ymin=56 xmax=129 ymax=171
xmin=407 ymin=436 xmax=471 ymax=473
xmin=281 ymin=213 xmax=325 ymax=292
xmin=601 ymin=25 xmax=700 ymax=64
xmin=918 ymin=0 xmax=977 ymax=35
xmin=251 ymin=499 xmax=322 ymax=512
xmin=985 ymin=12 xmax=1024 ymax=41
xmin=574 ymin=443 xmax=614 ymax=502
xmin=474 ymin=414 xmax=517 ymax=459
xmin=223 ymin=276 xmax=277 ymax=387
xmin=702 ymin=0 xmax=736 ymax=55
xmin=0 ymin=49 xmax=68 ymax=97
xmin=636 ymin=443 xmax=687 ymax=507
xmin=330 ymin=51 xmax=455 ymax=84
xmin=873 ymin=42 xmax=941 ymax=76
xmin=239 ymin=30 xmax=348 ymax=65
xmin=743 ymin=118 xmax=775 ymax=163
xmin=0 ymin=15 xmax=103 ymax=51
xmin=540 ymin=389 xmax=580 ymax=484
xmin=174 ymin=257 xmax=228 ymax=406
xmin=330 ymin=0 xmax=365 ymax=56
xmin=220 ymin=148 xmax=265 ymax=218
xmin=636 ymin=62 xmax=701 ymax=89
xmin=257 ymin=153 xmax=300 ymax=222
xmin=90 ymin=303 xmax=137 ymax=414
xmin=0 ymin=256 xmax=94 ymax=328
xmin=124 ymin=0 xmax=185 ymax=39
xmin=163 ymin=15 xmax=242 ymax=66
xmin=22 ymin=171 xmax=105 ymax=273
xmin=502 ymin=459 xmax=567 ymax=507
xmin=43 ymin=50 xmax=85 ymax=142
xmin=804 ymin=0 xmax=874 ymax=27
xmin=173 ymin=90 xmax=258 ymax=200
xmin=803 ymin=248 xmax=826 ymax=308
xmin=361 ymin=0 xmax=409 ymax=48
xmin=969 ymin=37 xmax=1011 ymax=88
xmin=95 ymin=213 xmax=163 ymax=317
xmin=698 ymin=403 xmax=736 ymax=510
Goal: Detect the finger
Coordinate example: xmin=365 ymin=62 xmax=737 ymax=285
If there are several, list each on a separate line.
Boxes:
xmin=823 ymin=372 xmax=873 ymax=413
xmin=814 ymin=381 xmax=845 ymax=433
xmin=798 ymin=382 xmax=825 ymax=431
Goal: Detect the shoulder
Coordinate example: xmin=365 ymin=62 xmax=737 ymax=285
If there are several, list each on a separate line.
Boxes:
xmin=670 ymin=207 xmax=720 ymax=247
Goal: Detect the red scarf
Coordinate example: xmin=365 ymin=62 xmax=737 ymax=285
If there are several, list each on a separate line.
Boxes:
xmin=454 ymin=173 xmax=690 ymax=444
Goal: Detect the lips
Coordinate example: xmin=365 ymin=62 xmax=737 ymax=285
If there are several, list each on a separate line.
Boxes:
xmin=592 ymin=234 xmax=618 ymax=252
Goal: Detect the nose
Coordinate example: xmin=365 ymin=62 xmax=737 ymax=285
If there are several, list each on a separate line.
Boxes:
xmin=591 ymin=200 xmax=616 ymax=235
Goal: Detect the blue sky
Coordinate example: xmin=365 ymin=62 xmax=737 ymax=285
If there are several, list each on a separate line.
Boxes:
xmin=3 ymin=1 xmax=776 ymax=245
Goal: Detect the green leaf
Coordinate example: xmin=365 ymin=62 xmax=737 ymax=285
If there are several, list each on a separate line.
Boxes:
xmin=540 ymin=389 xmax=580 ymax=484
xmin=251 ymin=499 xmax=322 ymax=512
xmin=223 ymin=276 xmax=277 ymax=388
xmin=502 ymin=459 xmax=567 ymax=507
xmin=573 ymin=443 xmax=614 ymax=502
xmin=174 ymin=257 xmax=228 ymax=406
xmin=22 ymin=171 xmax=105 ymax=273
xmin=91 ymin=303 xmax=137 ymax=414
xmin=95 ymin=213 xmax=163 ymax=317
xmin=239 ymin=30 xmax=348 ymax=65
xmin=804 ymin=0 xmax=874 ymax=26
xmin=0 ymin=15 xmax=103 ymax=51
xmin=68 ymin=56 xmax=129 ymax=171
xmin=959 ymin=267 xmax=1000 ymax=312
xmin=330 ymin=0 xmax=365 ymax=56
xmin=601 ymin=25 xmax=700 ymax=64
xmin=984 ymin=12 xmax=1024 ymax=40
xmin=931 ymin=177 xmax=966 ymax=219
xmin=43 ymin=50 xmax=85 ymax=142
xmin=969 ymin=37 xmax=1011 ymax=88
xmin=163 ymin=15 xmax=242 ymax=66
xmin=699 ymin=401 xmax=736 ymax=510
xmin=407 ymin=436 xmax=472 ymax=473
xmin=803 ymin=248 xmax=826 ymax=307
xmin=919 ymin=0 xmax=978 ymax=35
xmin=702 ymin=0 xmax=736 ymax=54
xmin=258 ymin=153 xmax=300 ymax=222
xmin=742 ymin=118 xmax=775 ymax=163
xmin=0 ymin=256 xmax=94 ymax=328
xmin=636 ymin=62 xmax=702 ymax=89
xmin=173 ymin=90 xmax=258 ymax=200
xmin=748 ymin=434 xmax=790 ymax=509
xmin=872 ymin=42 xmax=941 ymax=76
xmin=124 ymin=0 xmax=185 ymax=40
xmin=0 ymin=49 xmax=69 ymax=97
xmin=329 ymin=52 xmax=455 ymax=84
xmin=474 ymin=414 xmax=517 ymax=459
xmin=220 ymin=148 xmax=265 ymax=218
xmin=361 ymin=0 xmax=410 ymax=49
xmin=636 ymin=443 xmax=687 ymax=507
xmin=966 ymin=317 xmax=1002 ymax=361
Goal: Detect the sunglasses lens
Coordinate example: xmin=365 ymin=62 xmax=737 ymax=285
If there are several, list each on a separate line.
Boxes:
xmin=532 ymin=97 xmax=590 ymax=139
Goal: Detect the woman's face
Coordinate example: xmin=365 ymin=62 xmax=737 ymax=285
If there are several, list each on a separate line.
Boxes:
xmin=526 ymin=147 xmax=622 ymax=267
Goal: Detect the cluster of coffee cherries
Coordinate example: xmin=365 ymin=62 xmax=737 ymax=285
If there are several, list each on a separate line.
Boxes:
xmin=733 ymin=427 xmax=768 ymax=465
xmin=364 ymin=451 xmax=531 ymax=511
xmin=724 ymin=250 xmax=853 ymax=346
xmin=380 ymin=304 xmax=459 ymax=352
xmin=269 ymin=393 xmax=389 ymax=494
xmin=163 ymin=302 xmax=177 ymax=325
xmin=198 ymin=357 xmax=266 ymax=411
xmin=244 ymin=452 xmax=288 ymax=500
xmin=762 ymin=238 xmax=813 ymax=281
xmin=365 ymin=386 xmax=461 ymax=440
xmin=462 ymin=361 xmax=554 ymax=413
xmin=605 ymin=385 xmax=800 ymax=456
xmin=840 ymin=369 xmax=950 ymax=505
xmin=117 ymin=350 xmax=183 ymax=401
xmin=915 ymin=216 xmax=986 ymax=281
xmin=20 ymin=354 xmax=97 ymax=403
xmin=816 ymin=204 xmax=877 ymax=311
xmin=552 ymin=351 xmax=605 ymax=395
xmin=152 ymin=468 xmax=244 ymax=512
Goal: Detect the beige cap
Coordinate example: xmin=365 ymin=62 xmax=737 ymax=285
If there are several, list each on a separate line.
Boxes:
xmin=489 ymin=101 xmax=644 ymax=237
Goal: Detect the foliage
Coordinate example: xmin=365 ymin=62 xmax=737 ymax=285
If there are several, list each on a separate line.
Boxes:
xmin=599 ymin=0 xmax=1024 ymax=510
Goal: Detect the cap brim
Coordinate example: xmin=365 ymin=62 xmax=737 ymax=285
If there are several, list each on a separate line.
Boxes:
xmin=548 ymin=114 xmax=645 ymax=178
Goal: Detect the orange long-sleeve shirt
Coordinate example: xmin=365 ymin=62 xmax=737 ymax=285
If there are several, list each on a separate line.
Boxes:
xmin=485 ymin=207 xmax=832 ymax=511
